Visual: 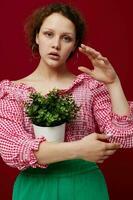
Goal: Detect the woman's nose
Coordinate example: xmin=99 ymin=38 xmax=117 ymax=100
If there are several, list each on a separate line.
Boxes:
xmin=52 ymin=37 xmax=61 ymax=50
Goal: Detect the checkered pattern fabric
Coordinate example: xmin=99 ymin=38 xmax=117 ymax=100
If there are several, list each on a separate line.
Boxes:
xmin=0 ymin=73 xmax=133 ymax=170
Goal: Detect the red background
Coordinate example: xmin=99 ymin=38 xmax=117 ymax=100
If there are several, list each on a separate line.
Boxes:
xmin=0 ymin=0 xmax=133 ymax=199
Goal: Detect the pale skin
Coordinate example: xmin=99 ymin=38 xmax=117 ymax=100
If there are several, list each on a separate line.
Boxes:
xmin=78 ymin=44 xmax=129 ymax=115
xmin=14 ymin=12 xmax=129 ymax=165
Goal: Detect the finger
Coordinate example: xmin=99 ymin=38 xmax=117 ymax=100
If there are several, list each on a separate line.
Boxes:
xmin=79 ymin=45 xmax=97 ymax=60
xmin=79 ymin=47 xmax=94 ymax=61
xmin=102 ymin=155 xmax=110 ymax=159
xmin=78 ymin=66 xmax=94 ymax=76
xmin=105 ymin=143 xmax=120 ymax=150
xmin=96 ymin=133 xmax=110 ymax=141
xmin=80 ymin=44 xmax=99 ymax=54
xmin=97 ymin=155 xmax=111 ymax=163
xmin=104 ymin=149 xmax=117 ymax=156
xmin=96 ymin=55 xmax=109 ymax=65
xmin=80 ymin=44 xmax=101 ymax=59
xmin=97 ymin=160 xmax=104 ymax=164
xmin=97 ymin=156 xmax=110 ymax=163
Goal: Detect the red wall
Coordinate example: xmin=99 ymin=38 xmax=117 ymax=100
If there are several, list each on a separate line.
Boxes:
xmin=0 ymin=0 xmax=133 ymax=199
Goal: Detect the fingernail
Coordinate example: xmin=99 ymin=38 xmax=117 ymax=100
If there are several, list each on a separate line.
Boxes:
xmin=106 ymin=133 xmax=113 ymax=137
xmin=81 ymin=44 xmax=85 ymax=47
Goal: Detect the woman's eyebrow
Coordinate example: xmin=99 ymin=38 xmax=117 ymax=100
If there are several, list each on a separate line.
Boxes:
xmin=42 ymin=28 xmax=74 ymax=36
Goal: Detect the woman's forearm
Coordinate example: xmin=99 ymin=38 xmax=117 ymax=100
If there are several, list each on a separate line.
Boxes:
xmin=34 ymin=133 xmax=120 ymax=165
xmin=106 ymin=77 xmax=130 ymax=116
xmin=34 ymin=140 xmax=80 ymax=165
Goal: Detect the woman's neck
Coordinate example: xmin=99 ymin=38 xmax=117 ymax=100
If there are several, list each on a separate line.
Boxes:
xmin=33 ymin=59 xmax=70 ymax=81
xmin=14 ymin=59 xmax=76 ymax=94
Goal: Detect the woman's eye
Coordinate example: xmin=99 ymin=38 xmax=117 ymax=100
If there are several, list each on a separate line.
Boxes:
xmin=63 ymin=36 xmax=72 ymax=42
xmin=43 ymin=32 xmax=53 ymax=38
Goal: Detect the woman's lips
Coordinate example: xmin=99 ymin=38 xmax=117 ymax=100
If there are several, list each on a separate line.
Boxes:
xmin=48 ymin=52 xmax=60 ymax=60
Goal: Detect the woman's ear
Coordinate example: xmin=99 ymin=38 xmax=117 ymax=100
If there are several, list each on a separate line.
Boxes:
xmin=36 ymin=34 xmax=39 ymax=45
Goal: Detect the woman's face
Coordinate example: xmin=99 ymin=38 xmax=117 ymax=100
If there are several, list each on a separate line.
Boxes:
xmin=36 ymin=12 xmax=76 ymax=68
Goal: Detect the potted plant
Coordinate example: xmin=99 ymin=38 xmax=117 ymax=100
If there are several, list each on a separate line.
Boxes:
xmin=25 ymin=89 xmax=80 ymax=142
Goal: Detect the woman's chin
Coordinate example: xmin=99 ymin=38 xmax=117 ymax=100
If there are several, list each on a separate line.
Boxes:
xmin=45 ymin=60 xmax=64 ymax=69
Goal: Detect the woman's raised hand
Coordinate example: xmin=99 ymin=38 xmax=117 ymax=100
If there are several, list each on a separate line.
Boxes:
xmin=78 ymin=44 xmax=118 ymax=84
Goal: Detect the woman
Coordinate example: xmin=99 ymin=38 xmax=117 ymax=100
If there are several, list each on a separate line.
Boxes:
xmin=0 ymin=3 xmax=133 ymax=200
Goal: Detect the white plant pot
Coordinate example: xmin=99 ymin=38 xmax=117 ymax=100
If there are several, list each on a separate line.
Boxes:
xmin=33 ymin=123 xmax=66 ymax=143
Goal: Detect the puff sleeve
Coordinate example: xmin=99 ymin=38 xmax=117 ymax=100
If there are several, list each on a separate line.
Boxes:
xmin=91 ymin=80 xmax=133 ymax=148
xmin=0 ymin=81 xmax=47 ymax=170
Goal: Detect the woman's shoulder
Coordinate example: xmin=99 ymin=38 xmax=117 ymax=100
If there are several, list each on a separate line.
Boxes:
xmin=0 ymin=79 xmax=35 ymax=102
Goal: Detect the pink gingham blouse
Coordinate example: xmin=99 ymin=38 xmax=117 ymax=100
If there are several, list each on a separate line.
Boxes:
xmin=0 ymin=73 xmax=133 ymax=170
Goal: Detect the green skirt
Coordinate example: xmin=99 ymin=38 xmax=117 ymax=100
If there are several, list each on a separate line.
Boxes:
xmin=13 ymin=159 xmax=109 ymax=200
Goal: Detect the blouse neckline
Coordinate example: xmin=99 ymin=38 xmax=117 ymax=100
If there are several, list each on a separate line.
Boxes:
xmin=0 ymin=73 xmax=89 ymax=95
